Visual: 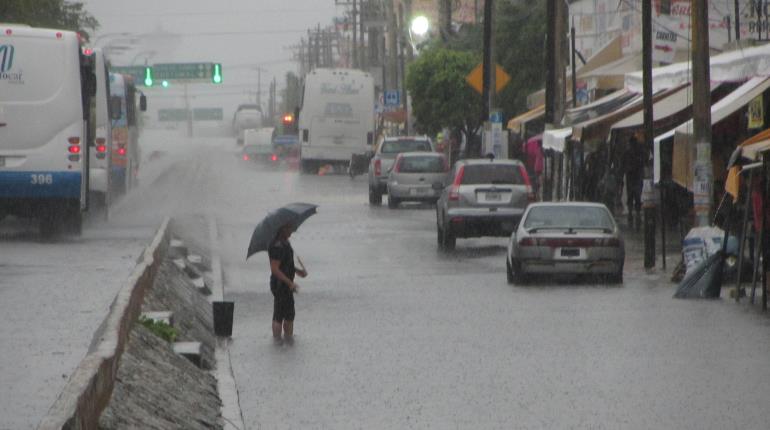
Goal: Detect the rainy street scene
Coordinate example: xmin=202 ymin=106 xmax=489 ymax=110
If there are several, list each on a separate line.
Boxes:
xmin=3 ymin=1 xmax=770 ymax=429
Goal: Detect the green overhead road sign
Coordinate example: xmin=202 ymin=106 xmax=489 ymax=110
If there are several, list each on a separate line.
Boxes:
xmin=110 ymin=66 xmax=146 ymax=83
xmin=193 ymin=108 xmax=223 ymax=121
xmin=153 ymin=62 xmax=218 ymax=81
xmin=158 ymin=108 xmax=223 ymax=122
xmin=158 ymin=108 xmax=190 ymax=122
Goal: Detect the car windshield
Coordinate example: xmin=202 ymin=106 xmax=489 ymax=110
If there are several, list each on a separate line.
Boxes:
xmin=461 ymin=164 xmax=524 ymax=185
xmin=523 ymin=206 xmax=615 ymax=230
xmin=398 ymin=156 xmax=445 ymax=173
xmin=380 ymin=139 xmax=431 ymax=154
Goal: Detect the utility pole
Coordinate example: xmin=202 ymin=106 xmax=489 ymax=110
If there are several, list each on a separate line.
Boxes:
xmin=352 ymin=0 xmax=358 ymax=68
xmin=692 ymin=0 xmax=713 ymax=227
xmin=570 ymin=24 xmax=577 ymax=108
xmin=386 ymin=0 xmax=398 ymax=92
xmin=439 ymin=0 xmax=452 ymax=41
xmin=642 ymin=0 xmax=656 ymax=268
xmin=359 ymin=0 xmax=366 ymax=70
xmin=481 ymin=0 xmax=493 ymax=125
xmin=735 ymin=0 xmax=741 ymax=41
xmin=545 ymin=0 xmax=556 ymax=125
xmin=398 ymin=2 xmax=408 ymax=135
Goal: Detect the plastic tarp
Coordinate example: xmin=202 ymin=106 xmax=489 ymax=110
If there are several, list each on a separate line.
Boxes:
xmin=625 ymin=43 xmax=770 ymax=92
xmin=507 ymin=105 xmax=545 ymax=135
xmin=542 ymin=127 xmax=572 ymax=152
xmin=672 ymin=76 xmax=770 ymax=190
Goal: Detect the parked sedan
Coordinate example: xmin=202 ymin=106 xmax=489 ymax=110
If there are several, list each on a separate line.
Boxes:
xmin=436 ymin=158 xmax=534 ymax=250
xmin=506 ymin=202 xmax=624 ymax=284
xmin=387 ymin=152 xmax=449 ymax=208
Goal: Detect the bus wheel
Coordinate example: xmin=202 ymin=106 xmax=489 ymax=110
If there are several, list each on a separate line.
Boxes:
xmin=63 ymin=207 xmax=82 ymax=235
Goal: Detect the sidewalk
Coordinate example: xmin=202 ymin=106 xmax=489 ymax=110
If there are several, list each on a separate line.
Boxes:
xmin=615 ymin=212 xmax=683 ymax=278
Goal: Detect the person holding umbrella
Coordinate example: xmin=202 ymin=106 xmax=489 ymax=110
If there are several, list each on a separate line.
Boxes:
xmin=268 ymin=224 xmax=307 ymax=342
xmin=247 ymin=203 xmax=317 ymax=343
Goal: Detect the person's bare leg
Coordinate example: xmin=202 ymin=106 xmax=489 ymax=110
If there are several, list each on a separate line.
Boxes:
xmin=283 ymin=321 xmax=294 ymax=341
xmin=272 ymin=320 xmax=282 ymax=340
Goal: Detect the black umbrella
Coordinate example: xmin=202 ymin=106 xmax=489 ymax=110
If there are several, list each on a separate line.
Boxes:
xmin=246 ymin=202 xmax=318 ymax=259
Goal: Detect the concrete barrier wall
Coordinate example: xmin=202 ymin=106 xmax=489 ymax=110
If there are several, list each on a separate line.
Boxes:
xmin=37 ymin=218 xmax=171 ymax=430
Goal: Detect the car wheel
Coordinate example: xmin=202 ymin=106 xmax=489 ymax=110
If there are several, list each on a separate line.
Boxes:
xmin=369 ymin=186 xmax=382 ymax=205
xmin=442 ymin=226 xmax=456 ymax=251
xmin=508 ymin=258 xmax=527 ymax=284
xmin=608 ymin=269 xmax=623 ymax=284
xmin=506 ymin=258 xmax=515 ymax=284
xmin=388 ymin=196 xmax=399 ymax=209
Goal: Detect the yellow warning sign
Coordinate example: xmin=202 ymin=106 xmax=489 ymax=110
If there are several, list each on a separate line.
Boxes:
xmin=465 ymin=63 xmax=511 ymax=94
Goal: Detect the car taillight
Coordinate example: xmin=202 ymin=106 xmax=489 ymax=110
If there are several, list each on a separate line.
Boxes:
xmin=68 ymin=145 xmax=81 ymax=154
xmin=448 ymin=185 xmax=460 ymax=201
xmin=242 ymin=154 xmax=250 ymax=161
xmin=117 ymin=147 xmax=127 ymax=156
xmin=519 ymin=237 xmax=536 ymax=246
xmin=96 ymin=144 xmax=107 ymax=153
xmin=271 ymin=154 xmax=278 ymax=162
xmin=374 ymin=159 xmax=381 ymax=176
xmin=393 ymin=156 xmax=402 ymax=173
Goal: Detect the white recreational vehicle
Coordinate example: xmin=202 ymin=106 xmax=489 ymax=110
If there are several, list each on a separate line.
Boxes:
xmin=0 ymin=26 xmax=96 ymax=235
xmin=89 ymin=47 xmax=112 ymax=210
xmin=297 ymin=68 xmax=374 ymax=173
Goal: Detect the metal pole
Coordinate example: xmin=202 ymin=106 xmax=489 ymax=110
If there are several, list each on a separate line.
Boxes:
xmin=545 ymin=0 xmax=556 ymax=125
xmin=571 ymin=25 xmax=577 ymax=108
xmin=736 ymin=168 xmax=754 ymax=302
xmin=352 ymin=0 xmax=358 ymax=68
xmin=643 ymin=0 xmax=656 ymax=268
xmin=735 ymin=0 xmax=741 ymax=41
xmin=359 ymin=0 xmax=366 ymax=69
xmin=184 ymin=84 xmax=192 ymax=138
xmin=482 ymin=0 xmax=493 ymax=125
xmin=660 ymin=185 xmax=667 ymax=269
xmin=692 ymin=0 xmax=713 ymax=227
xmin=398 ymin=3 xmax=408 ymax=135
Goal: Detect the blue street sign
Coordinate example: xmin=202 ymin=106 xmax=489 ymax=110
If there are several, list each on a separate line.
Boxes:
xmin=490 ymin=110 xmax=503 ymax=124
xmin=384 ymin=90 xmax=400 ymax=107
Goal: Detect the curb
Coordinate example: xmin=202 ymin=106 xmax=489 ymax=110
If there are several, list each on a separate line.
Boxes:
xmin=208 ymin=215 xmax=246 ymax=430
xmin=37 ymin=217 xmax=170 ymax=430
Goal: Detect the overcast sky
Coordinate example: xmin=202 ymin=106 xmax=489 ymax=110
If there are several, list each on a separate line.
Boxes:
xmin=83 ymin=0 xmax=340 ymax=115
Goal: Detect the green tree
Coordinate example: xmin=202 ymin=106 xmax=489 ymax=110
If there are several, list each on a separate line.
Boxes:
xmin=406 ymin=47 xmax=482 ymax=146
xmin=0 ymin=0 xmax=99 ymax=40
xmin=281 ymin=72 xmax=301 ymax=114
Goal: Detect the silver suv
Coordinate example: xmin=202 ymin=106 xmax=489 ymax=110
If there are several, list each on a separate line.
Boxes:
xmin=368 ymin=136 xmax=433 ymax=205
xmin=436 ymin=158 xmax=534 ymax=251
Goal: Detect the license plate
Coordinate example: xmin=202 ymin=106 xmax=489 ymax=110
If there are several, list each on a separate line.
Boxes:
xmin=410 ymin=188 xmax=430 ymax=196
xmin=561 ymin=248 xmax=580 ymax=257
xmin=485 ymin=192 xmax=501 ymax=201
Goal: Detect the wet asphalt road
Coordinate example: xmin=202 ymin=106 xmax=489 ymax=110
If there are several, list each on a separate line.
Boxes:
xmin=196 ymin=143 xmax=770 ymax=429
xmin=4 ymin=133 xmax=770 ymax=429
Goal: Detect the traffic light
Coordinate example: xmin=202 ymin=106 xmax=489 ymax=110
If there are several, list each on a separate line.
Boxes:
xmin=282 ymin=113 xmax=297 ymax=133
xmin=143 ymin=66 xmax=153 ymax=87
xmin=161 ymin=80 xmax=169 ymax=88
xmin=211 ymin=63 xmax=222 ymax=84
xmin=282 ymin=113 xmax=294 ymax=126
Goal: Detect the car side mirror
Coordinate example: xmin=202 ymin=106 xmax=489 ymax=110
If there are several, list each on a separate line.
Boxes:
xmin=432 ymin=181 xmax=444 ymax=191
xmin=109 ymin=96 xmax=122 ymax=120
xmin=139 ymin=94 xmax=147 ymax=112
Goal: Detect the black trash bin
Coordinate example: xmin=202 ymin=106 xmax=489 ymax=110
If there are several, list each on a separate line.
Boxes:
xmin=212 ymin=301 xmax=234 ymax=337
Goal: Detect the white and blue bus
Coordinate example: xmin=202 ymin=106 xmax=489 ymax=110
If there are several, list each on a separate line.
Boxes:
xmin=0 ymin=25 xmax=96 ymax=235
xmin=88 ymin=47 xmax=112 ymax=211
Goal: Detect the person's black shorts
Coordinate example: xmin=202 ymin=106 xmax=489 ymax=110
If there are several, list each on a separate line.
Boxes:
xmin=271 ymin=283 xmax=295 ymax=322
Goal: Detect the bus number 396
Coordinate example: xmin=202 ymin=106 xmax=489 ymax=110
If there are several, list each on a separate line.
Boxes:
xmin=30 ymin=174 xmax=54 ymax=185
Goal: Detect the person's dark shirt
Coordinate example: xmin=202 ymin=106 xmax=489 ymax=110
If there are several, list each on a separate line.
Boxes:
xmin=624 ymin=144 xmax=645 ymax=179
xmin=268 ymin=240 xmax=295 ymax=287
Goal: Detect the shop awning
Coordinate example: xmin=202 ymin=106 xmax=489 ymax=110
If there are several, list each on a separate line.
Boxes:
xmin=507 ymin=105 xmax=545 ymax=135
xmin=724 ymin=128 xmax=770 ymax=200
xmin=562 ymin=89 xmax=635 ymax=125
xmin=672 ymin=76 xmax=770 ymax=190
xmin=578 ymin=52 xmax=642 ymax=90
xmin=575 ymin=36 xmax=623 ymax=78
xmin=542 ymin=127 xmax=572 ymax=152
xmin=612 ymin=84 xmax=695 ymax=131
xmin=625 ymin=43 xmax=770 ymax=92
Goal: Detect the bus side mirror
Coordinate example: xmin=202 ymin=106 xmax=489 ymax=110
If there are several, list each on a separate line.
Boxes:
xmin=139 ymin=94 xmax=147 ymax=112
xmin=367 ymin=132 xmax=373 ymax=145
xmin=109 ymin=96 xmax=122 ymax=120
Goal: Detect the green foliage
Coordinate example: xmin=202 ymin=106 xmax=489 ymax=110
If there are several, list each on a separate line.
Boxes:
xmin=139 ymin=316 xmax=178 ymax=343
xmin=406 ymin=47 xmax=482 ymax=139
xmin=281 ymin=72 xmax=301 ymax=114
xmin=0 ymin=0 xmax=99 ymax=40
xmin=494 ymin=0 xmax=547 ymax=116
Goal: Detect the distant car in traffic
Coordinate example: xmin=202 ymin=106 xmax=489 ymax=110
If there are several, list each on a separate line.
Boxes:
xmin=241 ymin=142 xmax=279 ymax=166
xmin=368 ymin=136 xmax=433 ymax=205
xmin=506 ymin=202 xmax=624 ymax=284
xmin=386 ymin=152 xmax=449 ymax=208
xmin=435 ymin=158 xmax=533 ymax=251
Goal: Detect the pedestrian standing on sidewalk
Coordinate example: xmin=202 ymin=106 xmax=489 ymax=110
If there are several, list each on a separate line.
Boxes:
xmin=268 ymin=224 xmax=307 ymax=343
xmin=623 ymin=136 xmax=644 ymax=230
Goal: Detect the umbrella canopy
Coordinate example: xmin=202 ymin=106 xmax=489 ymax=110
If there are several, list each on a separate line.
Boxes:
xmin=246 ymin=202 xmax=318 ymax=259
